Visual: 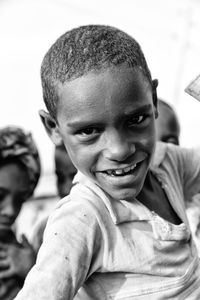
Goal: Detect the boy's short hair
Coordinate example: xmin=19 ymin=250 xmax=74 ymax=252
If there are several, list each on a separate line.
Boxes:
xmin=41 ymin=25 xmax=153 ymax=119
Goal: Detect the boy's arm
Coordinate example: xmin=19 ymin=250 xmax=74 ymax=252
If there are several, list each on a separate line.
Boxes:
xmin=14 ymin=199 xmax=101 ymax=300
xmin=179 ymin=146 xmax=200 ymax=201
xmin=30 ymin=216 xmax=49 ymax=254
xmin=165 ymin=144 xmax=200 ymax=202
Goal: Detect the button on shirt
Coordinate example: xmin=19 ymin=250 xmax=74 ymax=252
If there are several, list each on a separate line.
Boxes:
xmin=15 ymin=142 xmax=200 ymax=299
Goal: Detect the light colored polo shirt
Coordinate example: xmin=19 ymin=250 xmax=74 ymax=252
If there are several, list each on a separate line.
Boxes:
xmin=15 ymin=142 xmax=200 ymax=299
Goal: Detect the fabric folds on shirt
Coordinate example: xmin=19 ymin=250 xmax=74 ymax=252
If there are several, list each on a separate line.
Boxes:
xmin=14 ymin=142 xmax=200 ymax=299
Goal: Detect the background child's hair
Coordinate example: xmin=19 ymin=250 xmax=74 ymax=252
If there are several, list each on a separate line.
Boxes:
xmin=41 ymin=24 xmax=152 ymax=119
xmin=158 ymin=98 xmax=175 ymax=111
xmin=0 ymin=126 xmax=41 ymax=197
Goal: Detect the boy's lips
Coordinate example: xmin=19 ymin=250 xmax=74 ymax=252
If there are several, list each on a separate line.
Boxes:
xmin=95 ymin=156 xmax=147 ymax=180
xmin=101 ymin=163 xmax=137 ymax=176
xmin=95 ymin=154 xmax=147 ymax=176
xmin=94 ymin=159 xmax=146 ymax=192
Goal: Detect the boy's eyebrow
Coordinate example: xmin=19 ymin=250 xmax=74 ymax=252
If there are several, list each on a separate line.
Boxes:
xmin=67 ymin=120 xmax=101 ymax=129
xmin=67 ymin=104 xmax=152 ymax=128
xmin=124 ymin=104 xmax=152 ymax=115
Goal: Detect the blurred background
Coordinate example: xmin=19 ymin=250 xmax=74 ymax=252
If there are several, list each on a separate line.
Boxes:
xmin=0 ymin=0 xmax=200 ymax=197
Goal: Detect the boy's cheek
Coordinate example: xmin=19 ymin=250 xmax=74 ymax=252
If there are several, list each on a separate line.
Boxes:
xmin=66 ymin=148 xmax=91 ymax=172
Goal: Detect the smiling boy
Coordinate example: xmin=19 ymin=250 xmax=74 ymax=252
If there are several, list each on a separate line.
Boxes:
xmin=15 ymin=25 xmax=200 ymax=299
xmin=50 ymin=67 xmax=156 ymax=201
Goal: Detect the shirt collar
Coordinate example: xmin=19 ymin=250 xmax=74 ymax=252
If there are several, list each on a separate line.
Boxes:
xmin=73 ymin=172 xmax=149 ymax=224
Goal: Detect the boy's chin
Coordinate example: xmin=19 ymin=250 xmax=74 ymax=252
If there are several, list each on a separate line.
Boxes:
xmin=104 ymin=187 xmax=139 ymax=202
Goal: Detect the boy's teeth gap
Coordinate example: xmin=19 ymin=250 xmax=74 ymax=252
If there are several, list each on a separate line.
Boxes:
xmin=105 ymin=163 xmax=138 ymax=176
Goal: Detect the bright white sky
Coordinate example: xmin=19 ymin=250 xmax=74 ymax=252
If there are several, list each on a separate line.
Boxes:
xmin=0 ymin=0 xmax=200 ymax=194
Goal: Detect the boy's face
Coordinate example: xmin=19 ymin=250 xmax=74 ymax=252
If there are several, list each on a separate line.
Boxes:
xmin=156 ymin=105 xmax=180 ymax=145
xmin=46 ymin=67 xmax=157 ymax=201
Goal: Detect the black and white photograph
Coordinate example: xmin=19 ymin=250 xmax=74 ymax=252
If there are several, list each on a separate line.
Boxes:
xmin=0 ymin=0 xmax=200 ymax=299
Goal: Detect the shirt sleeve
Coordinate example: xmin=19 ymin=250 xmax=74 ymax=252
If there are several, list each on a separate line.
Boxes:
xmin=14 ymin=197 xmax=102 ymax=300
xmin=182 ymin=147 xmax=200 ymax=201
xmin=168 ymin=145 xmax=200 ymax=202
xmin=30 ymin=216 xmax=48 ymax=254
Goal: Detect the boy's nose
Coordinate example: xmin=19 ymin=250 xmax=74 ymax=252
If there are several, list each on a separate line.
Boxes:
xmin=103 ymin=130 xmax=135 ymax=161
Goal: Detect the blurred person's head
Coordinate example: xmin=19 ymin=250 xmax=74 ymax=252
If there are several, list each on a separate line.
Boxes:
xmin=156 ymin=99 xmax=180 ymax=145
xmin=54 ymin=144 xmax=76 ymax=198
xmin=0 ymin=126 xmax=40 ymax=240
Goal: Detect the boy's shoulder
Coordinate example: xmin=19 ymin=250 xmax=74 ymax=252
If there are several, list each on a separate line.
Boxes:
xmin=153 ymin=141 xmax=187 ymax=168
xmin=152 ymin=141 xmax=172 ymax=168
xmin=153 ymin=141 xmax=200 ymax=170
xmin=48 ymin=174 xmax=112 ymax=225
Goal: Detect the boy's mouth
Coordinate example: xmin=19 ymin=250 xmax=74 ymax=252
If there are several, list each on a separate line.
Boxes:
xmin=102 ymin=162 xmax=141 ymax=177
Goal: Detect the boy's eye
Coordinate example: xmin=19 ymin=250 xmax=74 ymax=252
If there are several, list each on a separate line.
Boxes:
xmin=78 ymin=127 xmax=99 ymax=136
xmin=75 ymin=126 xmax=101 ymax=142
xmin=127 ymin=115 xmax=147 ymax=127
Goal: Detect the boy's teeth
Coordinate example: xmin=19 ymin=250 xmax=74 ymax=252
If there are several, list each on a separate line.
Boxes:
xmin=123 ymin=166 xmax=131 ymax=173
xmin=107 ymin=170 xmax=113 ymax=175
xmin=106 ymin=164 xmax=137 ymax=176
xmin=131 ymin=164 xmax=136 ymax=170
xmin=115 ymin=169 xmax=123 ymax=175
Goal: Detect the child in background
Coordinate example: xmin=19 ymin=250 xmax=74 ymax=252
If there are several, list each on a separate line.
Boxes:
xmin=15 ymin=141 xmax=76 ymax=244
xmin=0 ymin=126 xmax=40 ymax=300
xmin=155 ymin=99 xmax=200 ymax=255
xmin=31 ymin=143 xmax=76 ymax=253
xmin=15 ymin=25 xmax=200 ymax=299
xmin=155 ymin=98 xmax=180 ymax=145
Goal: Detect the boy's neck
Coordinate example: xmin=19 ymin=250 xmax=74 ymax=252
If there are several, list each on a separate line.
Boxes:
xmin=137 ymin=171 xmax=182 ymax=225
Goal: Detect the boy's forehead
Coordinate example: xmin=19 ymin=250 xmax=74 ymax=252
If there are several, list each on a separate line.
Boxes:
xmin=56 ymin=66 xmax=151 ymax=110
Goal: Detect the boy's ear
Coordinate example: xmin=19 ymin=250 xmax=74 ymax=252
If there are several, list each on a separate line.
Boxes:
xmin=39 ymin=110 xmax=63 ymax=146
xmin=152 ymin=79 xmax=159 ymax=119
